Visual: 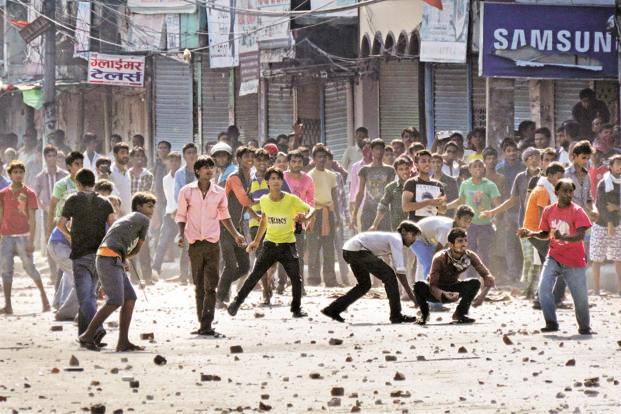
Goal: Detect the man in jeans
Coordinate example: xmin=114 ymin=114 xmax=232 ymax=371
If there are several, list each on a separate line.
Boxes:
xmin=58 ymin=168 xmax=115 ymax=346
xmin=177 ymin=156 xmax=245 ymax=337
xmin=0 ymin=160 xmax=51 ymax=314
xmin=519 ymin=179 xmax=592 ymax=334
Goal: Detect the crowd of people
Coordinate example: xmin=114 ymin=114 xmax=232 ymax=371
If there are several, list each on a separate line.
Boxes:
xmin=0 ymin=87 xmax=617 ymax=347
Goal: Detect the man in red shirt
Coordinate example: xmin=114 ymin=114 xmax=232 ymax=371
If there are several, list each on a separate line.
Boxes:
xmin=0 ymin=160 xmax=51 ymax=314
xmin=518 ymin=178 xmax=592 ymax=335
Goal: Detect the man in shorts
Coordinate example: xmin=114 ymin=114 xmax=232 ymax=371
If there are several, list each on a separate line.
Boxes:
xmin=78 ymin=192 xmax=156 ymax=351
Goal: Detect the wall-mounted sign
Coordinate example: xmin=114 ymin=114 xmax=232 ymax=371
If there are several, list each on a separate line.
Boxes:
xmin=87 ymin=53 xmax=145 ymax=87
xmin=480 ymin=2 xmax=617 ymax=79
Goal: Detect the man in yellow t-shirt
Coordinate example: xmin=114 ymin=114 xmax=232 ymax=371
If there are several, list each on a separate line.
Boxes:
xmin=228 ymin=167 xmax=315 ymax=318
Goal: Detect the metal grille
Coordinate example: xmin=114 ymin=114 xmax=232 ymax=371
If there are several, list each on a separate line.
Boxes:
xmin=267 ymin=81 xmax=294 ymax=140
xmin=235 ymin=70 xmax=259 ymax=143
xmin=514 ymin=79 xmax=531 ymax=131
xmin=379 ymin=60 xmax=420 ymax=140
xmin=324 ymin=81 xmax=349 ymax=162
xmin=202 ymin=64 xmax=230 ymax=144
xmin=554 ymin=80 xmax=590 ymax=130
xmin=433 ymin=64 xmax=468 ymax=134
xmin=154 ymin=56 xmax=193 ymax=152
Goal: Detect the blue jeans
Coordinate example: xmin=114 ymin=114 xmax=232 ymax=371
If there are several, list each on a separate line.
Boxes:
xmin=410 ymin=239 xmax=437 ymax=282
xmin=73 ymin=254 xmax=102 ymax=335
xmin=538 ymin=257 xmax=590 ymax=330
xmin=1 ymin=235 xmax=42 ymax=284
xmin=48 ymin=240 xmax=78 ymax=320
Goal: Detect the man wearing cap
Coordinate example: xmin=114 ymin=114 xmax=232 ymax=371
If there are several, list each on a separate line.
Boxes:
xmin=211 ymin=142 xmax=236 ymax=187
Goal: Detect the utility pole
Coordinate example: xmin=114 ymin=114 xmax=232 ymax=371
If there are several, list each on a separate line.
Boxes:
xmin=42 ymin=0 xmax=56 ymax=141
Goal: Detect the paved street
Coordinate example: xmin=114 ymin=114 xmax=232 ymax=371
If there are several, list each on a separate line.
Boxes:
xmin=1 ymin=267 xmax=621 ymax=414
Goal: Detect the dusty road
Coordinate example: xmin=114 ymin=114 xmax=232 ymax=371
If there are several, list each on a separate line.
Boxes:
xmin=1 ymin=271 xmax=621 ymax=414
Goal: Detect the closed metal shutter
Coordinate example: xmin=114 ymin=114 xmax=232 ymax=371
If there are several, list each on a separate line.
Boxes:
xmin=379 ymin=61 xmax=419 ymax=140
xmin=555 ymin=80 xmax=590 ymax=130
xmin=235 ymin=70 xmax=259 ymax=143
xmin=202 ymin=65 xmax=230 ymax=144
xmin=324 ymin=81 xmax=349 ymax=162
xmin=471 ymin=60 xmax=486 ymax=129
xmin=154 ymin=56 xmax=193 ymax=151
xmin=433 ymin=64 xmax=468 ymax=134
xmin=514 ymin=79 xmax=530 ymax=131
xmin=267 ymin=81 xmax=294 ymax=140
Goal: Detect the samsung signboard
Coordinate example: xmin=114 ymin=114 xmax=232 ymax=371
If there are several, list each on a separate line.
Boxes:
xmin=480 ymin=2 xmax=618 ymax=79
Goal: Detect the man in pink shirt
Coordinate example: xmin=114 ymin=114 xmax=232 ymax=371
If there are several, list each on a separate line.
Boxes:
xmin=176 ymin=156 xmax=245 ymax=337
xmin=283 ymin=150 xmax=314 ymax=291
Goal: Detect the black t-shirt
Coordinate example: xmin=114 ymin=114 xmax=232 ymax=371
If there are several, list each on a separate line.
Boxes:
xmin=61 ymin=192 xmax=114 ymax=259
xmin=403 ymin=176 xmax=445 ymax=222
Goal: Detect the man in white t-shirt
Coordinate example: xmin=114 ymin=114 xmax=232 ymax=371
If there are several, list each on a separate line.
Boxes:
xmin=152 ymin=152 xmax=188 ymax=281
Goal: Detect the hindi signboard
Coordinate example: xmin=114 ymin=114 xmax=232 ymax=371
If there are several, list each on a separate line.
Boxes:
xmin=480 ymin=2 xmax=617 ymax=79
xmin=420 ymin=0 xmax=469 ymax=63
xmin=87 ymin=53 xmax=145 ymax=87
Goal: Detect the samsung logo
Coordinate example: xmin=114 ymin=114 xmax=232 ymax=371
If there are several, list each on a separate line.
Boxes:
xmin=493 ymin=29 xmax=614 ymax=53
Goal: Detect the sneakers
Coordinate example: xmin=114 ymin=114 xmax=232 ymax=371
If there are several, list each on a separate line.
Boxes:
xmin=578 ymin=327 xmax=594 ymax=335
xmin=227 ymin=301 xmax=240 ymax=317
xmin=321 ymin=308 xmax=345 ymax=323
xmin=540 ymin=322 xmax=559 ymax=333
xmin=292 ymin=309 xmax=308 ymax=318
xmin=390 ymin=314 xmax=417 ymax=324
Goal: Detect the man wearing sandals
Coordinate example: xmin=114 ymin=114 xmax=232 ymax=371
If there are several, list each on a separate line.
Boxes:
xmin=78 ymin=192 xmax=156 ymax=351
xmin=414 ymin=228 xmax=496 ymax=325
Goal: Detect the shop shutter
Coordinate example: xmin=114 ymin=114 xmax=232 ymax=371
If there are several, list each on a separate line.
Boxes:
xmin=433 ymin=64 xmax=468 ymax=134
xmin=202 ymin=65 xmax=230 ymax=144
xmin=324 ymin=81 xmax=349 ymax=162
xmin=234 ymin=70 xmax=259 ymax=143
xmin=379 ymin=60 xmax=420 ymax=140
xmin=267 ymin=81 xmax=294 ymax=140
xmin=471 ymin=60 xmax=486 ymax=129
xmin=555 ymin=80 xmax=590 ymax=130
xmin=514 ymin=79 xmax=531 ymax=131
xmin=154 ymin=56 xmax=193 ymax=151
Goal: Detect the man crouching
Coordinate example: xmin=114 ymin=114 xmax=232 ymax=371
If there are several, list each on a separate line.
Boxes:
xmin=414 ymin=228 xmax=495 ymax=325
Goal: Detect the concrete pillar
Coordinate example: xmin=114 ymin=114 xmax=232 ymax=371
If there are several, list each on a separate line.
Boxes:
xmin=485 ymin=77 xmax=514 ymax=149
xmin=354 ymin=72 xmax=379 ymax=140
xmin=529 ymin=79 xmax=554 ymax=130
